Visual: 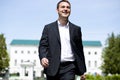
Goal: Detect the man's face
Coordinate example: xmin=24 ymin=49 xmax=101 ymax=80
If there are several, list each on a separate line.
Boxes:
xmin=57 ymin=2 xmax=71 ymax=18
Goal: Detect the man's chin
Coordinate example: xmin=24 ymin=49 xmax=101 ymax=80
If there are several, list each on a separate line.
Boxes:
xmin=62 ymin=15 xmax=69 ymax=18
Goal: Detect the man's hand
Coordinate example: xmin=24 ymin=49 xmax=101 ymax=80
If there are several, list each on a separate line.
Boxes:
xmin=41 ymin=58 xmax=49 ymax=68
xmin=80 ymin=74 xmax=86 ymax=80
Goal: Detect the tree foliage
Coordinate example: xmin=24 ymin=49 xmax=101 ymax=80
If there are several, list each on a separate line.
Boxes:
xmin=101 ymin=33 xmax=120 ymax=75
xmin=0 ymin=34 xmax=9 ymax=74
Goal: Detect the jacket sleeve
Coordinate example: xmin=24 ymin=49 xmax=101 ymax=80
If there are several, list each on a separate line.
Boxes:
xmin=77 ymin=27 xmax=84 ymax=57
xmin=76 ymin=27 xmax=86 ymax=73
xmin=38 ymin=25 xmax=49 ymax=60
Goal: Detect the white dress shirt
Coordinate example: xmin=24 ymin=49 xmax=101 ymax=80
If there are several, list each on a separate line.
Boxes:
xmin=58 ymin=21 xmax=75 ymax=62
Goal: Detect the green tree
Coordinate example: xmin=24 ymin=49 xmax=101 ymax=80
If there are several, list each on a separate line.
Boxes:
xmin=101 ymin=33 xmax=120 ymax=75
xmin=0 ymin=34 xmax=9 ymax=74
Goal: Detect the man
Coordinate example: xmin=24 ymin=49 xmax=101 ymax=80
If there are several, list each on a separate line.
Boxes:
xmin=38 ymin=0 xmax=86 ymax=80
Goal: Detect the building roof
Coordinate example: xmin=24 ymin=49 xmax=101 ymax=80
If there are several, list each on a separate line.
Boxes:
xmin=10 ymin=39 xmax=39 ymax=46
xmin=10 ymin=39 xmax=102 ymax=47
xmin=83 ymin=41 xmax=102 ymax=47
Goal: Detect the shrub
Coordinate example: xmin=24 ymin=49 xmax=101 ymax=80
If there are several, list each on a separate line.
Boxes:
xmin=86 ymin=74 xmax=120 ymax=80
xmin=10 ymin=72 xmax=19 ymax=77
xmin=105 ymin=75 xmax=120 ymax=80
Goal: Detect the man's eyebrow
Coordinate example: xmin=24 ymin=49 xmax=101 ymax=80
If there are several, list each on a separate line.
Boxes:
xmin=61 ymin=5 xmax=70 ymax=8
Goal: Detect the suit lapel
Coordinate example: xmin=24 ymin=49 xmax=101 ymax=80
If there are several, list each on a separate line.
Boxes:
xmin=69 ymin=22 xmax=74 ymax=41
xmin=52 ymin=21 xmax=61 ymax=44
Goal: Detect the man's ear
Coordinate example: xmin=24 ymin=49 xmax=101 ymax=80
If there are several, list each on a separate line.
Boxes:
xmin=56 ymin=8 xmax=58 ymax=13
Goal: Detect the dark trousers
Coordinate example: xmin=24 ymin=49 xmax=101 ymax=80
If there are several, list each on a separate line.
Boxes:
xmin=46 ymin=61 xmax=75 ymax=80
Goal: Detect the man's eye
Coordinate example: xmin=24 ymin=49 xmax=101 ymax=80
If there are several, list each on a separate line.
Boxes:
xmin=61 ymin=6 xmax=65 ymax=8
xmin=67 ymin=6 xmax=70 ymax=9
xmin=61 ymin=6 xmax=70 ymax=9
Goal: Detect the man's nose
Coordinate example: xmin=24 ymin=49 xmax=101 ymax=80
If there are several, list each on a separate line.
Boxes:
xmin=64 ymin=7 xmax=69 ymax=11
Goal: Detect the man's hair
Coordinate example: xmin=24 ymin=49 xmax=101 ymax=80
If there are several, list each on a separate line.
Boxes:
xmin=57 ymin=0 xmax=71 ymax=9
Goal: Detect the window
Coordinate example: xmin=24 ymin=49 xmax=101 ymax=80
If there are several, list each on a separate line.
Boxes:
xmin=34 ymin=51 xmax=37 ymax=54
xmin=88 ymin=52 xmax=91 ymax=55
xmin=95 ymin=61 xmax=97 ymax=67
xmin=88 ymin=60 xmax=91 ymax=67
xmin=21 ymin=51 xmax=24 ymax=54
xmin=95 ymin=52 xmax=97 ymax=55
xmin=21 ymin=60 xmax=23 ymax=63
xmin=15 ymin=50 xmax=17 ymax=54
xmin=28 ymin=51 xmax=30 ymax=54
xmin=34 ymin=60 xmax=36 ymax=66
xmin=14 ymin=59 xmax=17 ymax=66
xmin=27 ymin=60 xmax=30 ymax=62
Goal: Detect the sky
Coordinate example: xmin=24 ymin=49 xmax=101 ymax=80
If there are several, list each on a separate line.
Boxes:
xmin=0 ymin=0 xmax=120 ymax=48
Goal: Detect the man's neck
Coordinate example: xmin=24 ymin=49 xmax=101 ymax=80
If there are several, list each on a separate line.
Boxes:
xmin=58 ymin=18 xmax=68 ymax=26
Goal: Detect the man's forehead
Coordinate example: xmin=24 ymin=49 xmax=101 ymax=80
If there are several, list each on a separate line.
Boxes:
xmin=59 ymin=2 xmax=70 ymax=6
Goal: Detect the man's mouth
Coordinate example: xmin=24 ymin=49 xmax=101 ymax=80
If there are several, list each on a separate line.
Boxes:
xmin=62 ymin=11 xmax=68 ymax=14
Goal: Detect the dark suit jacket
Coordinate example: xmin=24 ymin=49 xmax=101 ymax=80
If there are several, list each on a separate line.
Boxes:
xmin=38 ymin=21 xmax=86 ymax=76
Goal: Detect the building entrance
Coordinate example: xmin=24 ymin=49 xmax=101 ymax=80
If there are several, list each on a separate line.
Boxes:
xmin=20 ymin=61 xmax=34 ymax=80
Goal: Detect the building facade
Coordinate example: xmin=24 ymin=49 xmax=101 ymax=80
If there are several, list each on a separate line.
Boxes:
xmin=83 ymin=41 xmax=102 ymax=75
xmin=9 ymin=40 xmax=43 ymax=80
xmin=9 ymin=39 xmax=102 ymax=79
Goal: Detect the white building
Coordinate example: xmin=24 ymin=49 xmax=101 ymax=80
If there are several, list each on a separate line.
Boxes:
xmin=83 ymin=41 xmax=102 ymax=75
xmin=9 ymin=39 xmax=102 ymax=79
xmin=9 ymin=40 xmax=43 ymax=80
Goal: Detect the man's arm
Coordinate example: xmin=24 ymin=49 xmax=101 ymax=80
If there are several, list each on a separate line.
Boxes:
xmin=38 ymin=26 xmax=49 ymax=68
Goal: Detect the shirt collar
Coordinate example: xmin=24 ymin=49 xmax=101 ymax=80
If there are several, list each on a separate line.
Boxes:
xmin=57 ymin=20 xmax=69 ymax=28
